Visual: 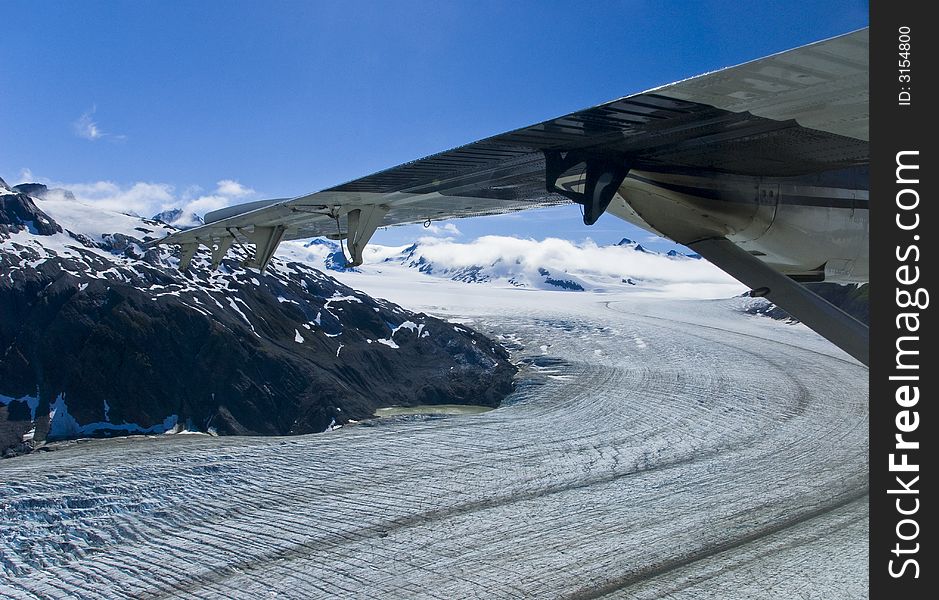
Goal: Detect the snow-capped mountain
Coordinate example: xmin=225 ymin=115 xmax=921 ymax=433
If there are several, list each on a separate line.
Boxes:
xmin=151 ymin=208 xmax=204 ymax=229
xmin=614 ymin=237 xmax=649 ymax=253
xmin=279 ymin=235 xmax=741 ymax=296
xmin=1 ymin=182 xmax=515 ymax=456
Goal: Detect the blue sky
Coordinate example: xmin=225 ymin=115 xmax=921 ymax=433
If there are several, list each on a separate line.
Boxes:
xmin=1 ymin=0 xmax=867 ymax=248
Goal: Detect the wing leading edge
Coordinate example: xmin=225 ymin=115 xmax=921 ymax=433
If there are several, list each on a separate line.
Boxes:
xmin=159 ymin=29 xmax=866 ymax=261
xmin=158 ymin=29 xmax=869 ymax=364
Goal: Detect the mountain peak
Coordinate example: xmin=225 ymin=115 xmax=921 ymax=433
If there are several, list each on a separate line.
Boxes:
xmin=615 ymin=237 xmax=648 ymax=253
xmin=151 ymin=208 xmax=204 ymax=229
xmin=304 ymin=238 xmax=339 ymax=249
xmin=12 ymin=183 xmax=49 ymax=197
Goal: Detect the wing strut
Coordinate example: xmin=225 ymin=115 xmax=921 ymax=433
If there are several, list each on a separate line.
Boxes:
xmin=688 ymin=237 xmax=869 ymax=366
xmin=242 ymin=225 xmax=287 ymax=272
xmin=209 ymin=234 xmax=235 ymax=269
xmin=179 ymin=243 xmax=198 ymax=271
xmin=344 ymin=205 xmax=389 ymax=267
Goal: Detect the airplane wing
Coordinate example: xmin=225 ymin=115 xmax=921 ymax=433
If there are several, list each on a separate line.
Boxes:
xmin=158 ymin=29 xmax=869 ymax=364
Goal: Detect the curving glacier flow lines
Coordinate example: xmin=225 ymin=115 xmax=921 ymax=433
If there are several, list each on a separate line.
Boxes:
xmin=0 ymin=293 xmax=868 ymax=599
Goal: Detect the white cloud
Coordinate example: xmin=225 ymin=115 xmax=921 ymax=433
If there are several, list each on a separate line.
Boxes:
xmin=72 ymin=106 xmax=126 ymax=142
xmin=181 ymin=184 xmax=205 ymax=200
xmin=374 ymin=236 xmax=739 ymax=287
xmin=177 ymin=180 xmax=257 ymax=216
xmin=19 ymin=170 xmax=259 ymax=220
xmin=215 ymin=179 xmax=254 ymax=197
xmin=423 ymin=222 xmax=461 ymax=237
xmin=73 ymin=106 xmax=104 ymax=140
xmin=63 ymin=181 xmax=175 ymax=215
xmin=279 ymin=235 xmax=745 ymax=299
xmin=179 ymin=194 xmax=229 ymax=216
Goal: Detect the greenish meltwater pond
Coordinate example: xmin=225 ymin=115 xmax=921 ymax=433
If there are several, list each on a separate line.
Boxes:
xmin=373 ymin=404 xmax=495 ymax=418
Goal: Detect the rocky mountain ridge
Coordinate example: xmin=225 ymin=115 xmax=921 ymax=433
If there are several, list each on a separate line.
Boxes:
xmin=1 ymin=185 xmax=516 ymax=456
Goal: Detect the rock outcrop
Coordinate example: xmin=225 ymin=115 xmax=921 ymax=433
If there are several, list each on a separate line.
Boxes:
xmin=1 ymin=187 xmax=516 ymax=456
xmin=11 ymin=182 xmax=76 ymax=201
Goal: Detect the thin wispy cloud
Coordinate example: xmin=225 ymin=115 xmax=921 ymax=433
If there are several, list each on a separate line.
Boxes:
xmin=72 ymin=105 xmax=125 ymax=142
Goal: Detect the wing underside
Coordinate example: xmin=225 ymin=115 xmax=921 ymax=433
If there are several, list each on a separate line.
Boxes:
xmin=158 ymin=29 xmax=870 ymax=364
xmin=161 ymin=29 xmax=867 ymax=250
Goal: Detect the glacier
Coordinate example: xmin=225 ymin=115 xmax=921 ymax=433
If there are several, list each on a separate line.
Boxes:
xmin=0 ymin=270 xmax=868 ymax=598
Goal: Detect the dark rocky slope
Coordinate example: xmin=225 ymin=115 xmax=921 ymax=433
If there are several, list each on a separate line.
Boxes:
xmin=1 ymin=187 xmax=516 ymax=456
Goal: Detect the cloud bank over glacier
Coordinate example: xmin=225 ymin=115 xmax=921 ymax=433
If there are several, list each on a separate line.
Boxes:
xmin=280 ymin=235 xmax=746 ymax=299
xmin=15 ymin=170 xmax=257 ymax=220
